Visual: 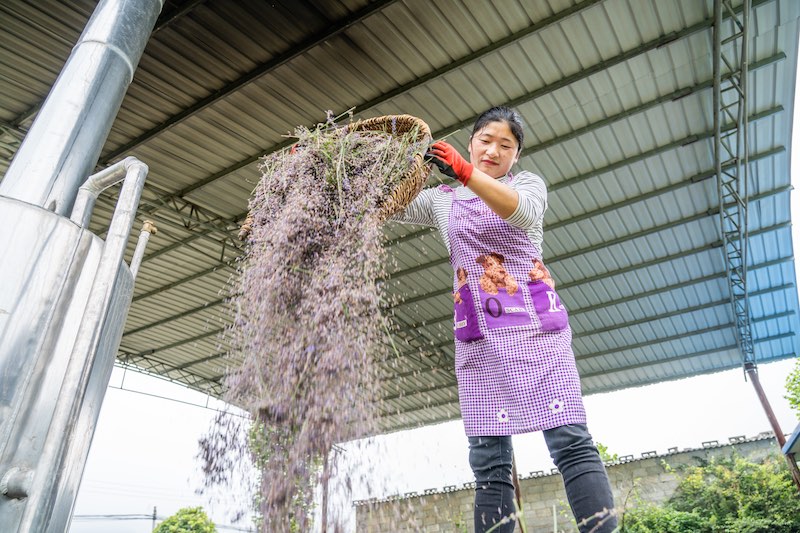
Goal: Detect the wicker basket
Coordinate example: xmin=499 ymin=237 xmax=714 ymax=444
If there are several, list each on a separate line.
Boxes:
xmin=239 ymin=114 xmax=433 ymax=240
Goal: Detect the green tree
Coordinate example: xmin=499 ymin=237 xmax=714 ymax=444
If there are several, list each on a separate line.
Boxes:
xmin=785 ymin=358 xmax=800 ymax=418
xmin=596 ymin=442 xmax=619 ymax=463
xmin=153 ymin=506 xmax=217 ymax=533
xmin=621 ymin=453 xmax=800 ymax=532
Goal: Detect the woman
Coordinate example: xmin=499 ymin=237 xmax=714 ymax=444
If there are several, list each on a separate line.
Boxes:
xmin=395 ymin=106 xmax=617 ymax=532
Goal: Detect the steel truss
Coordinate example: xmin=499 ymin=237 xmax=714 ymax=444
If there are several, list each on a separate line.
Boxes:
xmin=713 ymin=0 xmax=754 ymax=367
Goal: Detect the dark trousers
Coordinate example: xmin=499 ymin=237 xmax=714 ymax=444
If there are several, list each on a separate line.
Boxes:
xmin=468 ymin=424 xmax=617 ymax=533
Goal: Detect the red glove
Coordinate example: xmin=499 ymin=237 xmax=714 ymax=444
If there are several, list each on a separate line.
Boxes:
xmin=426 ymin=141 xmax=474 ymax=185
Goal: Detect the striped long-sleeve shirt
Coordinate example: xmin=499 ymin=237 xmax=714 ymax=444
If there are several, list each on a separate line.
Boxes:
xmin=392 ymin=171 xmax=549 ymax=255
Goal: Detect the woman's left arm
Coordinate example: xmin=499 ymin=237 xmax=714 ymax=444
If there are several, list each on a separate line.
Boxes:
xmin=426 ymin=141 xmax=545 ymax=224
xmin=498 ymin=171 xmax=548 ymax=229
xmin=463 ymin=169 xmax=519 ymax=219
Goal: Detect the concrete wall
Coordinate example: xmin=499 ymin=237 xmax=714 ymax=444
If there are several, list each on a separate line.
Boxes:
xmin=354 ymin=434 xmax=780 ymax=533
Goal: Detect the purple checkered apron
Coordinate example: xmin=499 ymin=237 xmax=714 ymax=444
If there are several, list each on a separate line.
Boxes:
xmin=447 ymin=185 xmax=587 ymax=436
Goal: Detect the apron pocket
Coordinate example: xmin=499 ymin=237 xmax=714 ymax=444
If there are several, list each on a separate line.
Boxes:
xmin=527 ymin=281 xmax=568 ymax=332
xmin=454 ymin=283 xmax=484 ymax=342
xmin=476 ymin=283 xmax=532 ymax=329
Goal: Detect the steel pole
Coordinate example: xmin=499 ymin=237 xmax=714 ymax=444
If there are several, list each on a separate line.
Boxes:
xmin=744 ymin=363 xmax=800 ymax=491
xmin=0 ymin=0 xmax=164 ymax=216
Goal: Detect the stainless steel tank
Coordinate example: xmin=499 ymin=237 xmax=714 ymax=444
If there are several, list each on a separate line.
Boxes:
xmin=0 ymin=159 xmax=153 ymax=532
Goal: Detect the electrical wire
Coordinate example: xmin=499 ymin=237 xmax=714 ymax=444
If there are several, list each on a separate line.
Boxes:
xmin=72 ymin=513 xmax=255 ymax=531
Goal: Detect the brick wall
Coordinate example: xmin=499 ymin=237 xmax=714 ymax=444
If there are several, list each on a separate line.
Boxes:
xmin=354 ymin=434 xmax=780 ymax=533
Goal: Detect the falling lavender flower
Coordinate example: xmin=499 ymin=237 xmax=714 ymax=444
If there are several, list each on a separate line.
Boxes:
xmin=200 ymin=115 xmax=429 ymax=532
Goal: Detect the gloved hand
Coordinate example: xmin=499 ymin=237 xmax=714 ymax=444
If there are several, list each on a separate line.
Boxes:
xmin=426 ymin=141 xmax=474 ymax=185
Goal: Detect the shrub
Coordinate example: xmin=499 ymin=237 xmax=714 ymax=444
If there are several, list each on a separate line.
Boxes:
xmin=785 ymin=358 xmax=800 ymax=419
xmin=153 ymin=506 xmax=217 ymax=533
xmin=620 ymin=454 xmax=800 ymax=532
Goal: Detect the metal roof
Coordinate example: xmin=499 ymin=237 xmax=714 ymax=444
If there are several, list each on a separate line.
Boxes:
xmin=1 ymin=0 xmax=799 ymax=433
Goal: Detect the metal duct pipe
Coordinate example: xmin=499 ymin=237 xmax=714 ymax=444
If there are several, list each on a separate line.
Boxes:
xmin=70 ymin=156 xmax=145 ymax=227
xmin=0 ymin=0 xmax=164 ymax=216
xmin=130 ymin=220 xmax=157 ymax=278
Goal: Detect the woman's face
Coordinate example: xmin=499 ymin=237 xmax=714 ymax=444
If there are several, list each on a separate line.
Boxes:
xmin=467 ymin=120 xmax=520 ymax=179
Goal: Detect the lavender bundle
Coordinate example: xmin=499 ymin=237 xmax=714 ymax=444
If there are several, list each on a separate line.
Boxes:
xmin=202 ymin=115 xmax=428 ymax=531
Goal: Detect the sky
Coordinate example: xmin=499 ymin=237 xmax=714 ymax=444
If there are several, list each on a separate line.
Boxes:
xmin=67 ymin=32 xmax=800 ymax=533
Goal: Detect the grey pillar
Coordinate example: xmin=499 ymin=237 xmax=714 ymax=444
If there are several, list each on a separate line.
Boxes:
xmin=0 ymin=0 xmax=164 ymax=216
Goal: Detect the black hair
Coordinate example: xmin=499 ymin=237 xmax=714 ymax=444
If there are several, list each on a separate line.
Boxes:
xmin=470 ymin=106 xmax=524 ymax=153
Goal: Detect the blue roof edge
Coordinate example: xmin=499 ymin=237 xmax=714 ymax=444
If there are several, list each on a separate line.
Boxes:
xmin=782 ymin=421 xmax=800 ymax=455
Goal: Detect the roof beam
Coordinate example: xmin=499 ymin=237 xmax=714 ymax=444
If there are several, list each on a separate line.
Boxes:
xmin=520 ymin=52 xmax=784 ymax=161
xmin=90 ymin=203 xmax=242 ymax=267
xmin=573 ymin=295 xmax=794 ymax=339
xmin=170 ymin=351 xmax=227 ymax=372
xmin=152 ymin=0 xmax=207 ymax=34
xmin=546 ymin=146 xmax=783 ymax=231
xmin=123 ymin=297 xmax=227 ymax=336
xmin=581 ymin=350 xmax=798 ymax=395
xmin=546 ymin=106 xmax=780 ymax=195
xmin=115 ymin=357 xmax=222 ymax=395
xmin=91 ymin=182 xmax=245 ymax=264
xmin=119 ymin=326 xmax=225 ymax=357
xmin=433 ymin=0 xmax=772 ymax=140
xmin=574 ymin=300 xmax=793 ymax=363
xmin=587 ymin=189 xmax=782 ymax=260
xmin=568 ymin=251 xmax=791 ymax=316
xmin=137 ymin=194 xmax=242 ymax=242
xmin=132 ymin=259 xmax=235 ymax=302
xmin=579 ymin=332 xmax=795 ymax=380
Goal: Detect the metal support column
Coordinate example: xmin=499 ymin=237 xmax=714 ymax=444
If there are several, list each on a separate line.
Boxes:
xmin=713 ymin=0 xmax=753 ymax=367
xmin=0 ymin=0 xmax=163 ymax=216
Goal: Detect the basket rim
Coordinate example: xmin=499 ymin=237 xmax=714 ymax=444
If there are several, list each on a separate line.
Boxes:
xmin=346 ymin=114 xmax=432 ymax=140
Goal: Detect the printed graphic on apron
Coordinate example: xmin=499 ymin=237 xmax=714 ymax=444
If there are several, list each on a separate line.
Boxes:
xmin=549 ymin=398 xmax=566 ymax=414
xmin=453 ymin=266 xmax=484 ymax=342
xmin=528 ymin=258 xmax=555 ymax=289
xmin=475 ymin=252 xmax=531 ymax=329
xmin=476 ymin=252 xmax=518 ymax=295
xmin=496 ymin=408 xmax=509 ymax=423
xmin=528 ymin=280 xmax=568 ymax=331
